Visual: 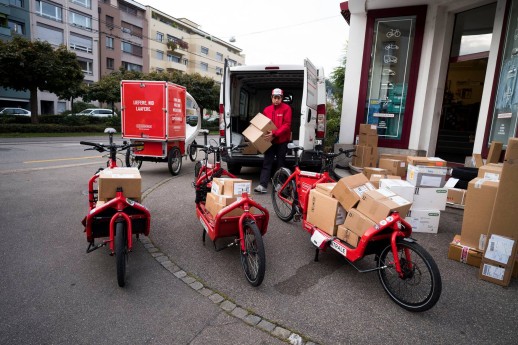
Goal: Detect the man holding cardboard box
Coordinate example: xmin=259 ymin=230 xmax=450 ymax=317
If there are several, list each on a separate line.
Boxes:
xmin=254 ymin=88 xmax=292 ymax=193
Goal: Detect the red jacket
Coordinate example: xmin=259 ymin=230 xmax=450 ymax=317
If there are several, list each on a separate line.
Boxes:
xmin=263 ymin=102 xmax=292 ymax=144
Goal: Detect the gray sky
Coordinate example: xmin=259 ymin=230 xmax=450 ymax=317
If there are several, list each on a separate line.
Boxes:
xmin=136 ymin=0 xmax=350 ymax=76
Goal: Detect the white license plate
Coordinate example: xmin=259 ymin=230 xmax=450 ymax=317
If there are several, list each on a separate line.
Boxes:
xmin=330 ymin=241 xmax=346 ymax=256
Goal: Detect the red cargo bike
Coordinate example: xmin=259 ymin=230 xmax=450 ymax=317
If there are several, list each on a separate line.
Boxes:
xmin=121 ymin=80 xmax=201 ymax=175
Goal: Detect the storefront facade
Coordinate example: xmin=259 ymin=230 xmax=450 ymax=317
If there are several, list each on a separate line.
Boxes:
xmin=339 ymin=0 xmax=517 ymax=162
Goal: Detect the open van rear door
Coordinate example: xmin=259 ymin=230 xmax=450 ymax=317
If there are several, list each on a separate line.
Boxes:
xmin=299 ymin=58 xmax=322 ymax=149
xmin=219 ymin=59 xmax=231 ymax=145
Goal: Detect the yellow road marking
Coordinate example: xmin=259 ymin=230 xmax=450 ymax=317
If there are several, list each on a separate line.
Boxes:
xmin=24 ymin=156 xmax=102 ymax=164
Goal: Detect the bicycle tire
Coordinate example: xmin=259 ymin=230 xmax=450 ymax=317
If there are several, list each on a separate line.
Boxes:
xmin=194 ymin=161 xmax=202 ymax=179
xmin=167 ymin=147 xmax=182 ymax=176
xmin=188 ymin=141 xmax=198 ymax=162
xmin=271 ymin=168 xmax=296 ymax=222
xmin=240 ymin=219 xmax=266 ymax=287
xmin=115 ymin=222 xmax=128 ymax=287
xmin=125 ymin=148 xmax=142 ymax=169
xmin=377 ymin=239 xmax=442 ymax=312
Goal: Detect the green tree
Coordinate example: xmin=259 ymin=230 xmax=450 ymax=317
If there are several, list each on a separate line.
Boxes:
xmin=329 ymin=46 xmax=347 ymax=107
xmin=0 ymin=36 xmax=84 ymax=123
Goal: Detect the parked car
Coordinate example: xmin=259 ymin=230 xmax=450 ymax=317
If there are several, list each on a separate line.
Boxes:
xmin=75 ymin=108 xmax=117 ymax=117
xmin=0 ymin=107 xmax=31 ymax=116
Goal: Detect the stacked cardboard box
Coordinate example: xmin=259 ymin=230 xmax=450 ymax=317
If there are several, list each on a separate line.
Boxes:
xmin=306 ymin=185 xmax=346 ymax=236
xmin=205 ymin=178 xmax=253 ymax=218
xmin=242 ymin=113 xmax=277 ymax=153
xmin=98 ymin=167 xmax=142 ymax=202
xmin=378 ymin=153 xmax=408 ymax=178
xmin=479 ymin=234 xmax=517 ymax=287
xmin=352 ymin=124 xmax=378 ymax=168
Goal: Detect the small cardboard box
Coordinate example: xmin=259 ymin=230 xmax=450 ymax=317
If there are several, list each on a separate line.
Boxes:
xmin=405 ymin=209 xmax=441 ymax=233
xmin=306 ymin=189 xmax=346 ymax=236
xmin=479 ymin=234 xmax=517 ymax=286
xmin=250 ymin=112 xmax=277 ymax=132
xmin=460 ymin=178 xmax=499 ymax=250
xmin=358 ymin=133 xmax=378 ymax=147
xmin=357 ymin=189 xmax=412 ymax=222
xmin=379 ymin=179 xmax=414 ymax=203
xmin=407 ymin=156 xmax=447 ymax=167
xmin=315 ymin=183 xmax=337 ymax=197
xmin=205 ymin=193 xmax=248 ymax=218
xmin=331 ymin=174 xmax=376 ymax=211
xmin=359 ymin=123 xmax=377 ymax=135
xmin=242 ymin=113 xmax=277 ymax=153
xmin=447 ymin=188 xmax=466 ymax=205
xmin=448 ymin=235 xmax=483 ymax=268
xmin=477 ymin=163 xmax=502 ymax=180
xmin=369 ymin=174 xmax=400 ymax=189
xmin=406 ymin=164 xmax=448 ymax=187
xmin=363 ymin=167 xmax=387 ymax=179
xmin=378 ymin=158 xmax=407 ymax=177
xmin=98 ymin=167 xmax=142 ymax=202
xmin=486 ymin=141 xmax=503 ymax=163
xmin=337 ymin=225 xmax=361 ymax=247
xmin=211 ymin=178 xmax=252 ymax=197
xmin=343 ymin=208 xmax=376 ymax=235
xmin=411 ymin=187 xmax=448 ymax=211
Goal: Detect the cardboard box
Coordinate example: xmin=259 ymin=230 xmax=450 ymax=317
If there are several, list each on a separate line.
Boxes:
xmin=472 ymin=153 xmax=484 ymax=168
xmin=242 ymin=113 xmax=277 ymax=153
xmin=447 ymin=188 xmax=466 ymax=205
xmin=205 ymin=192 xmax=257 ymax=218
xmin=405 ymin=209 xmax=441 ymax=233
xmin=477 ymin=163 xmax=502 ymax=180
xmin=479 ymin=234 xmax=517 ymax=286
xmin=98 ymin=167 xmax=142 ymax=202
xmin=380 ymin=153 xmax=408 ymax=162
xmin=407 ymin=156 xmax=447 ymax=167
xmin=315 ymin=183 xmax=337 ymax=196
xmin=378 ymin=158 xmax=407 ymax=177
xmin=250 ymin=112 xmax=276 ymax=132
xmin=412 ymin=187 xmax=448 ymax=211
xmin=352 ymin=145 xmax=377 ymax=168
xmin=379 ymin=179 xmax=414 ymax=203
xmin=369 ymin=174 xmax=400 ymax=189
xmin=343 ymin=208 xmax=376 ymax=235
xmin=448 ymin=235 xmax=483 ymax=268
xmin=331 ymin=174 xmax=376 ymax=211
xmin=306 ymin=189 xmax=346 ymax=236
xmin=460 ymin=178 xmax=499 ymax=250
xmin=357 ymin=189 xmax=412 ymax=222
xmin=486 ymin=141 xmax=503 ymax=164
xmin=211 ymin=178 xmax=252 ymax=197
xmin=406 ymin=164 xmax=448 ymax=187
xmin=363 ymin=167 xmax=387 ymax=179
xmin=337 ymin=225 xmax=361 ymax=247
xmin=358 ymin=133 xmax=378 ymax=147
xmin=359 ymin=123 xmax=377 ymax=135
xmin=504 ymin=137 xmax=518 ymax=160
xmin=241 ymin=142 xmax=258 ymax=155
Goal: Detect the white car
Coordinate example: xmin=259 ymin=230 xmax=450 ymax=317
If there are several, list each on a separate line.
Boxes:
xmin=75 ymin=108 xmax=117 ymax=117
xmin=0 ymin=107 xmax=31 ymax=116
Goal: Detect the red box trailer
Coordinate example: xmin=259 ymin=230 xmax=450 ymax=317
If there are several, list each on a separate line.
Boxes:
xmin=121 ymin=80 xmax=201 ymax=175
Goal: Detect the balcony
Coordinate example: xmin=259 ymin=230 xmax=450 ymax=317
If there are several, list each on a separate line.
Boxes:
xmin=0 ymin=26 xmax=11 ymax=37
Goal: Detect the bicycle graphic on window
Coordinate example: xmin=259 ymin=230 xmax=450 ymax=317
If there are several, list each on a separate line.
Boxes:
xmin=386 ymin=29 xmax=401 ymax=38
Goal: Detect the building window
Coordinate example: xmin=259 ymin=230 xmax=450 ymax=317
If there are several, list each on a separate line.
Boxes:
xmin=9 ymin=0 xmax=23 ymax=7
xmin=156 ymin=32 xmax=163 ymax=42
xmin=156 ymin=50 xmax=164 ymax=60
xmin=122 ymin=61 xmax=142 ymax=72
xmin=200 ymin=62 xmax=208 ymax=71
xmin=183 ymin=58 xmax=189 ymax=66
xmin=77 ymin=58 xmax=93 ymax=75
xmin=106 ymin=15 xmax=114 ymax=29
xmin=71 ymin=0 xmax=91 ymax=9
xmin=69 ymin=33 xmax=92 ymax=53
xmin=35 ymin=23 xmax=63 ymax=46
xmin=35 ymin=0 xmax=63 ymax=22
xmin=227 ymin=59 xmax=237 ymax=67
xmin=107 ymin=58 xmax=114 ymax=70
xmin=121 ymin=41 xmax=142 ymax=57
xmin=167 ymin=54 xmax=180 ymax=63
xmin=69 ymin=11 xmax=92 ymax=30
xmin=8 ymin=20 xmax=24 ymax=35
xmin=119 ymin=2 xmax=138 ymax=16
xmin=201 ymin=46 xmax=209 ymax=55
xmin=121 ymin=21 xmax=142 ymax=38
xmin=216 ymin=52 xmax=223 ymax=62
xmin=106 ymin=36 xmax=114 ymax=49
xmin=216 ymin=67 xmax=223 ymax=75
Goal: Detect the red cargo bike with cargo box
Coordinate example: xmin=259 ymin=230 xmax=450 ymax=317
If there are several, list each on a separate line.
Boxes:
xmin=121 ymin=80 xmax=201 ymax=175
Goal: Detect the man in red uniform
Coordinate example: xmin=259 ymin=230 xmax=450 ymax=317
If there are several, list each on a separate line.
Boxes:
xmin=254 ymin=88 xmax=292 ymax=193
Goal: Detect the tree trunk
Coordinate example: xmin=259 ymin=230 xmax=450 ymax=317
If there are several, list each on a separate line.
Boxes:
xmin=29 ymin=86 xmax=39 ymax=124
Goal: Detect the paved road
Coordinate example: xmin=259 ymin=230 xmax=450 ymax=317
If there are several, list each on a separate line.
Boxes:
xmin=1 ymin=135 xmax=517 ymax=345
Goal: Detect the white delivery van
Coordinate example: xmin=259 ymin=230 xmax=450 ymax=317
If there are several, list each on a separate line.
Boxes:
xmin=218 ymin=59 xmax=327 ymax=174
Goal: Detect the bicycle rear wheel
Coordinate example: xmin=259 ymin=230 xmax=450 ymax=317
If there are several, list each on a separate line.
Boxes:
xmin=126 ymin=148 xmax=142 ymax=169
xmin=168 ymin=147 xmax=182 ymax=176
xmin=240 ymin=219 xmax=266 ymax=287
xmin=115 ymin=222 xmax=128 ymax=287
xmin=377 ymin=239 xmax=442 ymax=312
xmin=271 ymin=168 xmax=296 ymax=222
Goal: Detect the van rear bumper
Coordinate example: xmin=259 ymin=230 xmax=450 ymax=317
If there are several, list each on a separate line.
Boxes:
xmin=222 ymin=153 xmax=322 ymax=169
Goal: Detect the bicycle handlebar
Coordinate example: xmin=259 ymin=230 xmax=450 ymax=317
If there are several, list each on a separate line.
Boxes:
xmin=80 ymin=140 xmax=137 ymax=153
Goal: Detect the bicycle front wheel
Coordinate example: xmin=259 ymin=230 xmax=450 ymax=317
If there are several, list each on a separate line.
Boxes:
xmin=167 ymin=147 xmax=182 ymax=176
xmin=377 ymin=239 xmax=442 ymax=312
xmin=240 ymin=219 xmax=266 ymax=287
xmin=271 ymin=168 xmax=296 ymax=222
xmin=115 ymin=222 xmax=128 ymax=287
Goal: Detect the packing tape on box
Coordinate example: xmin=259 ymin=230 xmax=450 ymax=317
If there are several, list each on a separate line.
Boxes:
xmin=474 ymin=178 xmax=490 ymax=189
xmin=460 ymin=246 xmax=470 ymax=263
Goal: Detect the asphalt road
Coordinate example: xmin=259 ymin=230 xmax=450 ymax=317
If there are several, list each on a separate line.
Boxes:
xmin=1 ymin=135 xmax=517 ymax=345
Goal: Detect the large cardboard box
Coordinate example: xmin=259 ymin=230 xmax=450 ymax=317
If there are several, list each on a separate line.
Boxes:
xmin=358 ymin=133 xmax=378 ymax=147
xmin=306 ymin=189 xmax=346 ymax=236
xmin=447 ymin=188 xmax=467 ymax=205
xmin=241 ymin=142 xmax=258 ymax=155
xmin=378 ymin=158 xmax=407 ymax=177
xmin=479 ymin=234 xmax=517 ymax=286
xmin=98 ymin=167 xmax=142 ymax=202
xmin=211 ymin=178 xmax=252 ymax=197
xmin=331 ymin=174 xmax=376 ymax=211
xmin=315 ymin=183 xmax=337 ymax=196
xmin=359 ymin=123 xmax=377 ymax=135
xmin=343 ymin=208 xmax=376 ymax=235
xmin=353 ymin=145 xmax=377 ymax=168
xmin=337 ymin=225 xmax=361 ymax=247
xmin=472 ymin=153 xmax=484 ymax=168
xmin=363 ymin=167 xmax=387 ymax=179
xmin=406 ymin=164 xmax=448 ymax=187
xmin=242 ymin=113 xmax=277 ymax=153
xmin=407 ymin=156 xmax=447 ymax=167
xmin=205 ymin=192 xmax=251 ymax=218
xmin=379 ymin=179 xmax=414 ymax=202
xmin=380 ymin=153 xmax=408 ymax=162
xmin=448 ymin=235 xmax=483 ymax=268
xmin=412 ymin=187 xmax=448 ymax=211
xmin=369 ymin=174 xmax=400 ymax=189
xmin=504 ymin=137 xmax=518 ymax=160
xmin=486 ymin=141 xmax=503 ymax=163
xmin=250 ymin=112 xmax=276 ymax=132
xmin=357 ymin=189 xmax=412 ymax=222
xmin=405 ymin=209 xmax=441 ymax=233
xmin=477 ymin=163 xmax=502 ymax=180
xmin=460 ymin=178 xmax=499 ymax=250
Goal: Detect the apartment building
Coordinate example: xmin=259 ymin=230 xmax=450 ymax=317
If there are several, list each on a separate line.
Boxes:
xmin=146 ymin=6 xmax=244 ymax=81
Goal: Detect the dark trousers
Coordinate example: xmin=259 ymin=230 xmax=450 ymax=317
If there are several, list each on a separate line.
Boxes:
xmin=259 ymin=142 xmax=288 ymax=187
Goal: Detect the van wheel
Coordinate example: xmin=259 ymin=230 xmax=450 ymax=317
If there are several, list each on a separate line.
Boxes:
xmin=227 ymin=163 xmax=242 ymax=175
